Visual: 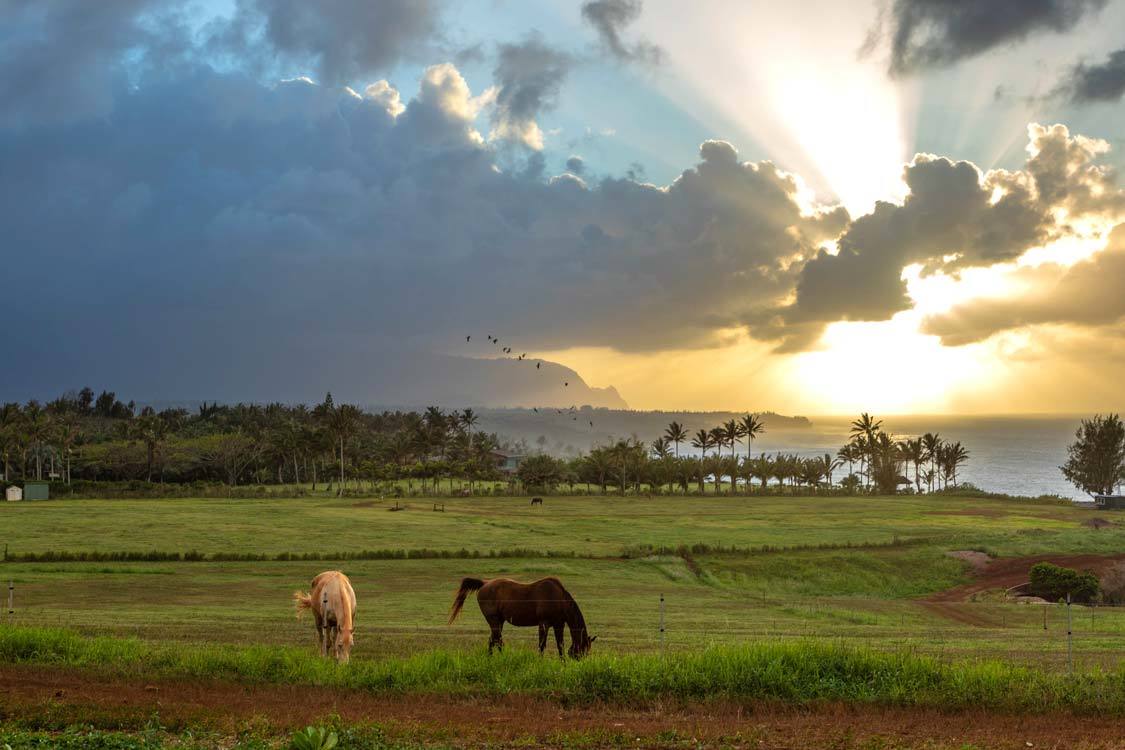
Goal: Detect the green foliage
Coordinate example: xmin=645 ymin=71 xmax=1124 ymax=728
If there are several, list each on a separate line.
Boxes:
xmin=4 ymin=625 xmax=1125 ymax=714
xmin=290 ymin=726 xmax=338 ymax=750
xmin=1028 ymin=562 xmax=1100 ymax=603
xmin=516 ymin=453 xmax=566 ymax=489
xmin=1061 ymin=414 xmax=1125 ymax=497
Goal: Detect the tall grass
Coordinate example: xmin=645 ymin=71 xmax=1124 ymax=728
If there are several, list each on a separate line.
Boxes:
xmin=3 ymin=625 xmax=1123 ymax=713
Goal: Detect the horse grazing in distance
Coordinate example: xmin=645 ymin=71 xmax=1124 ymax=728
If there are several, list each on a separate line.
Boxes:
xmin=530 ymin=497 xmax=543 ymax=506
xmin=294 ymin=570 xmax=356 ymax=662
xmin=448 ymin=576 xmax=596 ymax=658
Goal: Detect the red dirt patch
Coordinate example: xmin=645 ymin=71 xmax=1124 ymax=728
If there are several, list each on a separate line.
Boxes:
xmin=4 ymin=665 xmax=1125 ymax=749
xmin=928 ymin=553 xmax=1125 ymax=603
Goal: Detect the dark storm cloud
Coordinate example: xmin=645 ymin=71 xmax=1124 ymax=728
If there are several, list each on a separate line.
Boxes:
xmin=211 ymin=0 xmax=445 ymax=85
xmin=0 ymin=0 xmax=191 ymax=128
xmin=1058 ymin=47 xmax=1125 ymax=103
xmin=923 ymin=223 xmax=1125 ymax=345
xmin=490 ymin=35 xmax=572 ymax=149
xmin=580 ymin=0 xmax=663 ymax=65
xmin=0 ymin=47 xmax=848 ymax=398
xmin=876 ymin=0 xmax=1107 ymax=76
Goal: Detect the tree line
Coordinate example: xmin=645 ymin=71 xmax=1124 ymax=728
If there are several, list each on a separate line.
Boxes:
xmin=516 ymin=413 xmax=970 ymax=495
xmin=0 ymin=389 xmax=974 ymax=496
xmin=0 ymin=389 xmax=515 ymax=492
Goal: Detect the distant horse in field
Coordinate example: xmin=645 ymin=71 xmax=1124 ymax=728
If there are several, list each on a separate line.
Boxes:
xmin=295 ymin=570 xmax=356 ymax=662
xmin=448 ymin=576 xmax=596 ymax=658
xmin=530 ymin=497 xmax=543 ymax=506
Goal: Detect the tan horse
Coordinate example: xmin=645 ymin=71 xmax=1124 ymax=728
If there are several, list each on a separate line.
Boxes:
xmin=294 ymin=570 xmax=356 ymax=662
xmin=448 ymin=576 xmax=596 ymax=658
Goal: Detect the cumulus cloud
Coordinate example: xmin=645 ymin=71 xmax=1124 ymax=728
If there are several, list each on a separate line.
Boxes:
xmin=923 ymin=223 xmax=1125 ymax=345
xmin=213 ymin=0 xmax=445 ymax=85
xmin=748 ymin=123 xmax=1125 ymax=351
xmin=581 ymin=0 xmax=663 ymax=65
xmin=872 ymin=0 xmax=1107 ymax=76
xmin=0 ymin=54 xmax=852 ymax=397
xmin=489 ymin=35 xmax=572 ymax=150
xmin=1057 ymin=47 xmax=1125 ymax=103
xmin=0 ymin=0 xmax=188 ymax=128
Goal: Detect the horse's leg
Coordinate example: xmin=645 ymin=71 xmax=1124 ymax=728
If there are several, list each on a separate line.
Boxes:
xmin=538 ymin=624 xmax=548 ymax=655
xmin=315 ymin=615 xmax=326 ymax=657
xmin=487 ymin=617 xmax=504 ymax=654
xmin=553 ymin=623 xmax=564 ymax=658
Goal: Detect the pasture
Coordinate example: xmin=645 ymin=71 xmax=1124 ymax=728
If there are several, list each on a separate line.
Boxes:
xmin=3 ymin=493 xmax=1125 ymax=747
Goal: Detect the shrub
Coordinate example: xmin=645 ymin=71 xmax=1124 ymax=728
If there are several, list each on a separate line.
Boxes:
xmin=1099 ymin=562 xmax=1125 ymax=605
xmin=1029 ymin=562 xmax=1100 ymax=603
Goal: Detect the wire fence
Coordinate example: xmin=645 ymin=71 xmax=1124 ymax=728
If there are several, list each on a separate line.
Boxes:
xmin=4 ymin=582 xmax=1124 ymax=671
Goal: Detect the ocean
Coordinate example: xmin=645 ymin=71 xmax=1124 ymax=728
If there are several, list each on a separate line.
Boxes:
xmin=741 ymin=415 xmax=1087 ymax=500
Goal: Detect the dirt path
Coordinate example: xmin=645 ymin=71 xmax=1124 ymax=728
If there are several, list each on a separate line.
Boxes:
xmin=928 ymin=553 xmax=1125 ymax=603
xmin=4 ymin=665 xmax=1125 ymax=748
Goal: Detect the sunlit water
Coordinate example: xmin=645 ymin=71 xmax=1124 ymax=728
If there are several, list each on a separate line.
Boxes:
xmin=697 ymin=415 xmax=1088 ymax=500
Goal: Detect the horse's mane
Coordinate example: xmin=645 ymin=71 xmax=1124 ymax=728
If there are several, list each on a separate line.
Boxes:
xmin=547 ymin=578 xmax=587 ymax=635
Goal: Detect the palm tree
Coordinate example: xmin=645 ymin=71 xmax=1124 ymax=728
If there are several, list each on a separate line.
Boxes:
xmin=837 ymin=443 xmax=857 ymax=482
xmin=316 ymin=394 xmax=362 ymax=495
xmin=0 ymin=402 xmax=21 ymax=482
xmin=747 ymin=455 xmax=772 ymax=493
xmin=460 ymin=408 xmax=479 ymax=450
xmin=947 ymin=442 xmax=970 ymax=487
xmin=921 ymin=433 xmax=942 ymax=493
xmin=691 ymin=429 xmax=715 ymax=458
xmin=850 ymin=412 xmax=883 ymax=442
xmin=650 ymin=436 xmax=671 ymax=460
xmin=722 ymin=419 xmax=743 ymax=459
xmin=664 ymin=421 xmax=688 ymax=458
xmin=23 ymin=401 xmax=51 ymax=480
xmin=898 ymin=438 xmax=925 ymax=494
xmin=819 ymin=453 xmax=841 ymax=487
xmin=740 ymin=414 xmax=765 ymax=457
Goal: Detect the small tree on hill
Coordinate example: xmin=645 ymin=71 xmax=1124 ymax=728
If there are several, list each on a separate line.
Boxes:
xmin=1061 ymin=414 xmax=1125 ymax=497
xmin=1029 ymin=562 xmax=1100 ymax=604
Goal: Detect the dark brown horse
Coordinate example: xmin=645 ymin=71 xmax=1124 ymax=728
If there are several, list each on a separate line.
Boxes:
xmin=448 ymin=577 xmax=596 ymax=657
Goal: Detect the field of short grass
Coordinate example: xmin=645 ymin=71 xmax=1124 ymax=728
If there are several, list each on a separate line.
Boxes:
xmin=1 ymin=493 xmax=1114 ymax=558
xmin=1 ymin=493 xmax=1124 ymax=677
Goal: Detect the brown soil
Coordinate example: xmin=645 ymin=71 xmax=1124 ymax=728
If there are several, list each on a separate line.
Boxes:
xmin=4 ymin=665 xmax=1125 ymax=749
xmin=928 ymin=552 xmax=1125 ymax=603
xmin=946 ymin=550 xmax=992 ymax=573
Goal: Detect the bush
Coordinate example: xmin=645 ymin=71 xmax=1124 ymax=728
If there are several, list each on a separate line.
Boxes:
xmin=1099 ymin=562 xmax=1125 ymax=605
xmin=1029 ymin=562 xmax=1100 ymax=603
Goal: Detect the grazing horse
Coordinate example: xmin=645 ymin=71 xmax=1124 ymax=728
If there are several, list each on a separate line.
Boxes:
xmin=294 ymin=570 xmax=356 ymax=662
xmin=530 ymin=497 xmax=543 ymax=506
xmin=448 ymin=576 xmax=596 ymax=658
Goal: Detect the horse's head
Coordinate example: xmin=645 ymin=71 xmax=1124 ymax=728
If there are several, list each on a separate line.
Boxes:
xmin=568 ymin=633 xmax=597 ymax=659
xmin=335 ymin=627 xmax=354 ymax=663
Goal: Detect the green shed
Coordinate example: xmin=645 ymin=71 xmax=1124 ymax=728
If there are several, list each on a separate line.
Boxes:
xmin=23 ymin=481 xmax=49 ymax=500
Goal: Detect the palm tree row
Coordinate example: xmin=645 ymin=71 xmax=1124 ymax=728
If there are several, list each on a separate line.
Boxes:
xmin=837 ymin=413 xmax=970 ymax=494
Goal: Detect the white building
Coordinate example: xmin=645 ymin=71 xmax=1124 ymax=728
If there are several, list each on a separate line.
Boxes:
xmin=5 ymin=486 xmax=22 ymax=502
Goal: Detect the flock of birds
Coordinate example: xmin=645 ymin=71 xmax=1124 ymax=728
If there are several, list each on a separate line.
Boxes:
xmin=465 ymin=334 xmax=596 ymax=430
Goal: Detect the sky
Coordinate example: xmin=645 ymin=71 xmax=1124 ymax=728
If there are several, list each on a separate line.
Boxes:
xmin=3 ymin=0 xmax=1125 ymax=414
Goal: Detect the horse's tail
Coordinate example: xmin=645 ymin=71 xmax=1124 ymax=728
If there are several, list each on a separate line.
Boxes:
xmin=294 ymin=590 xmax=314 ymax=618
xmin=448 ymin=577 xmax=486 ymax=624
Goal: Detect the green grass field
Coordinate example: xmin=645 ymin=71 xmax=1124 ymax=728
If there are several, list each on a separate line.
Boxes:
xmin=1 ymin=492 xmax=1114 ymax=557
xmin=2 ymin=493 xmax=1124 ymax=672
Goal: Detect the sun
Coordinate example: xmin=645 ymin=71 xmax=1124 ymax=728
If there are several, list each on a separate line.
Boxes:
xmin=785 ymin=313 xmax=993 ymax=415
